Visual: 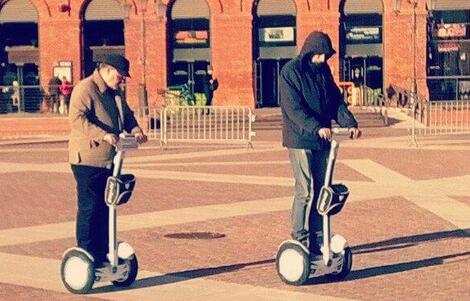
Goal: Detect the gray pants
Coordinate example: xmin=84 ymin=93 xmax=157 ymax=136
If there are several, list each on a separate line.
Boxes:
xmin=288 ymin=148 xmax=330 ymax=251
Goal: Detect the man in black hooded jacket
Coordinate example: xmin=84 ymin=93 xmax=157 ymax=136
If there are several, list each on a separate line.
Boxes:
xmin=280 ymin=31 xmax=361 ymax=256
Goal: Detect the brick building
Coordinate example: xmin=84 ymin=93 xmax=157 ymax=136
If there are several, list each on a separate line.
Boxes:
xmin=0 ymin=0 xmax=469 ymax=111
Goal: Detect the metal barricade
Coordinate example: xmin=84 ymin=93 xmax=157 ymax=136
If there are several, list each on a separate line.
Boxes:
xmin=155 ymin=106 xmax=256 ymax=148
xmin=418 ymin=100 xmax=470 ymax=136
xmin=0 ymin=85 xmax=44 ymax=113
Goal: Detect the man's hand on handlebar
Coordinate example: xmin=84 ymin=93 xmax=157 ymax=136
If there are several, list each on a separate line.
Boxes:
xmin=348 ymin=128 xmax=362 ymax=139
xmin=134 ymin=131 xmax=148 ymax=144
xmin=103 ymin=133 xmax=119 ymax=146
xmin=318 ymin=128 xmax=332 ymax=140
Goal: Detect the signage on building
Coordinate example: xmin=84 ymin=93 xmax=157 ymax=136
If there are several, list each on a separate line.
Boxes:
xmin=437 ymin=42 xmax=459 ymax=52
xmin=345 ymin=26 xmax=381 ymax=44
xmin=174 ymin=30 xmax=209 ymax=46
xmin=435 ymin=23 xmax=467 ymax=38
xmin=259 ymin=27 xmax=295 ymax=43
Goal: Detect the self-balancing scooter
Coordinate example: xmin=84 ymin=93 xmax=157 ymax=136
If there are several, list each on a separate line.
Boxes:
xmin=61 ymin=133 xmax=139 ymax=294
xmin=276 ymin=128 xmax=352 ymax=285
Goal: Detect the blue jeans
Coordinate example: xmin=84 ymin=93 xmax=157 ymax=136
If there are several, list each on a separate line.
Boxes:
xmin=288 ymin=148 xmax=330 ymax=251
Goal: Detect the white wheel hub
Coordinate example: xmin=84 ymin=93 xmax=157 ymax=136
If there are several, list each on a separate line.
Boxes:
xmin=278 ymin=248 xmax=306 ymax=282
xmin=63 ymin=256 xmax=91 ymax=290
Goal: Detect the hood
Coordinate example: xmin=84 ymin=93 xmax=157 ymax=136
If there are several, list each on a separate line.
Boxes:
xmin=299 ymin=31 xmax=336 ymax=61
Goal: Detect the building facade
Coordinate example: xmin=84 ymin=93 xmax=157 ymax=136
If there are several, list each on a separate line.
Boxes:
xmin=0 ymin=0 xmax=469 ymax=111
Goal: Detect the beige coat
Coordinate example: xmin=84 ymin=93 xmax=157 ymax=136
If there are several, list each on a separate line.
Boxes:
xmin=68 ymin=70 xmax=141 ymax=168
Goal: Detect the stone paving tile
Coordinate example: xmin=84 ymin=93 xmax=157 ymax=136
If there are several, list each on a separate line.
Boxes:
xmin=450 ymin=196 xmax=470 ymax=209
xmin=0 ymin=171 xmax=292 ymax=229
xmin=339 ymin=147 xmax=470 ymax=180
xmin=134 ymin=162 xmax=373 ymax=182
xmin=4 ymin=198 xmax=468 ymax=301
xmin=0 ymin=142 xmax=229 ymax=164
xmin=0 ymin=283 xmax=105 ymax=301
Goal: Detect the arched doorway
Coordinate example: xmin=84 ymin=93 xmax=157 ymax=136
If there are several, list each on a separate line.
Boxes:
xmin=426 ymin=0 xmax=470 ymax=100
xmin=253 ymin=0 xmax=296 ymax=107
xmin=82 ymin=0 xmax=126 ymax=77
xmin=0 ymin=0 xmax=39 ymax=112
xmin=167 ymin=0 xmax=211 ymax=100
xmin=340 ymin=0 xmax=384 ymax=94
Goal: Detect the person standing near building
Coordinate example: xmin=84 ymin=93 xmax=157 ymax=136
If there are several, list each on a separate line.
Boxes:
xmin=59 ymin=76 xmax=73 ymax=115
xmin=279 ymin=31 xmax=361 ymax=256
xmin=202 ymin=65 xmax=218 ymax=113
xmin=68 ymin=54 xmax=147 ymax=267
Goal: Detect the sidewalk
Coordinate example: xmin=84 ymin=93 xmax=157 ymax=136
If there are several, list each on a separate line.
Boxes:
xmin=0 ymin=126 xmax=469 ymax=300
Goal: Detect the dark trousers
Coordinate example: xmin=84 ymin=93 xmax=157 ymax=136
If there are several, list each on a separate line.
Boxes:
xmin=288 ymin=148 xmax=330 ymax=251
xmin=71 ymin=164 xmax=112 ymax=262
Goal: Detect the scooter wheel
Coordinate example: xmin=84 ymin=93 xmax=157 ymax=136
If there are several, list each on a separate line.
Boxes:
xmin=61 ymin=249 xmax=95 ymax=294
xmin=276 ymin=242 xmax=310 ymax=286
xmin=327 ymin=247 xmax=352 ymax=281
xmin=112 ymin=254 xmax=138 ymax=287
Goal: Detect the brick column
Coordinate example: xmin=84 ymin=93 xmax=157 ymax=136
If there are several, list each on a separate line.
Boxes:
xmin=39 ymin=18 xmax=81 ymax=86
xmin=211 ymin=14 xmax=254 ymax=108
xmin=384 ymin=6 xmax=428 ymax=99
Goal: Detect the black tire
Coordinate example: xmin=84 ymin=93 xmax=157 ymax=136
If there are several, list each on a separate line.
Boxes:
xmin=61 ymin=249 xmax=95 ymax=294
xmin=327 ymin=247 xmax=352 ymax=281
xmin=112 ymin=255 xmax=138 ymax=287
xmin=276 ymin=243 xmax=311 ymax=286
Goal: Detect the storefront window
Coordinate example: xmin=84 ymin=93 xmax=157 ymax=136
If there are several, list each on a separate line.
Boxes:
xmin=427 ymin=10 xmax=470 ymax=100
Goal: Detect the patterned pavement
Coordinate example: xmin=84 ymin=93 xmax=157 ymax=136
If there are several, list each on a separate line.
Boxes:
xmin=0 ymin=130 xmax=469 ymax=300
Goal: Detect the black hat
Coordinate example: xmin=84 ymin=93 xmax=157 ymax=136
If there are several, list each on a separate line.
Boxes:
xmin=101 ymin=54 xmax=131 ymax=77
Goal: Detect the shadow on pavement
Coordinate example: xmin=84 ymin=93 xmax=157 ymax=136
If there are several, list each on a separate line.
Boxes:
xmin=347 ymin=250 xmax=470 ymax=281
xmin=306 ymin=229 xmax=470 ymax=285
xmin=91 ymin=258 xmax=274 ymax=294
xmin=91 ymin=229 xmax=470 ymax=292
xmin=352 ymin=228 xmax=470 ymax=255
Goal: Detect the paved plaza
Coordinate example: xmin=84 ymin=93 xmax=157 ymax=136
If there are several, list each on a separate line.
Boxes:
xmin=0 ymin=128 xmax=469 ymax=300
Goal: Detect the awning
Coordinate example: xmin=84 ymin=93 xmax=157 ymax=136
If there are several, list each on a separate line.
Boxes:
xmin=259 ymin=46 xmax=296 ymax=59
xmin=173 ymin=48 xmax=210 ymax=62
xmin=5 ymin=46 xmax=39 ymax=64
xmin=345 ymin=43 xmax=382 ymax=57
xmin=90 ymin=45 xmax=125 ymax=62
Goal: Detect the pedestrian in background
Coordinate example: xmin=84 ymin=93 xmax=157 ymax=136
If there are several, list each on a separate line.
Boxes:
xmin=279 ymin=31 xmax=361 ymax=257
xmin=202 ymin=65 xmax=218 ymax=114
xmin=59 ymin=76 xmax=73 ymax=115
xmin=68 ymin=54 xmax=147 ymax=267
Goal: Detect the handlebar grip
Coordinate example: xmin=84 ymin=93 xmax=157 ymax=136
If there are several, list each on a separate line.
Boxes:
xmin=331 ymin=128 xmax=350 ymax=135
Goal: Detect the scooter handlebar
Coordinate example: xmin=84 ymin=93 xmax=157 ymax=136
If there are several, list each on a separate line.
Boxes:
xmin=115 ymin=133 xmax=139 ymax=152
xmin=331 ymin=128 xmax=350 ymax=136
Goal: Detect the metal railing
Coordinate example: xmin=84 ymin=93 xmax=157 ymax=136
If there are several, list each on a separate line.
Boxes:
xmin=148 ymin=105 xmax=256 ymax=148
xmin=389 ymin=85 xmax=470 ymax=139
xmin=1 ymin=85 xmax=44 ymax=113
xmin=0 ymin=84 xmax=71 ymax=115
xmin=417 ymin=100 xmax=470 ymax=136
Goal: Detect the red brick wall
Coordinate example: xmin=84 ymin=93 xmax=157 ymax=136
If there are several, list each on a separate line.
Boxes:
xmin=383 ymin=1 xmax=428 ymax=99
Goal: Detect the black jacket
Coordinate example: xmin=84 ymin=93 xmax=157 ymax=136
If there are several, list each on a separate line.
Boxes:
xmin=280 ymin=31 xmax=358 ymax=150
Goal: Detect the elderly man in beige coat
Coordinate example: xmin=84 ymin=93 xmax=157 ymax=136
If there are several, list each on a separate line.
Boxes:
xmin=69 ymin=54 xmax=147 ymax=267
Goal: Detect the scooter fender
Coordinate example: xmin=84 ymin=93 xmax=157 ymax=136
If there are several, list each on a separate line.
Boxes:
xmin=62 ymin=247 xmax=94 ymax=262
xmin=330 ymin=234 xmax=349 ymax=254
xmin=277 ymin=240 xmax=309 ymax=255
xmin=117 ymin=241 xmax=135 ymax=259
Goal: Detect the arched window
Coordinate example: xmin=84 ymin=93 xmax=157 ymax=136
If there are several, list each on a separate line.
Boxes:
xmin=82 ymin=0 xmax=126 ymax=76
